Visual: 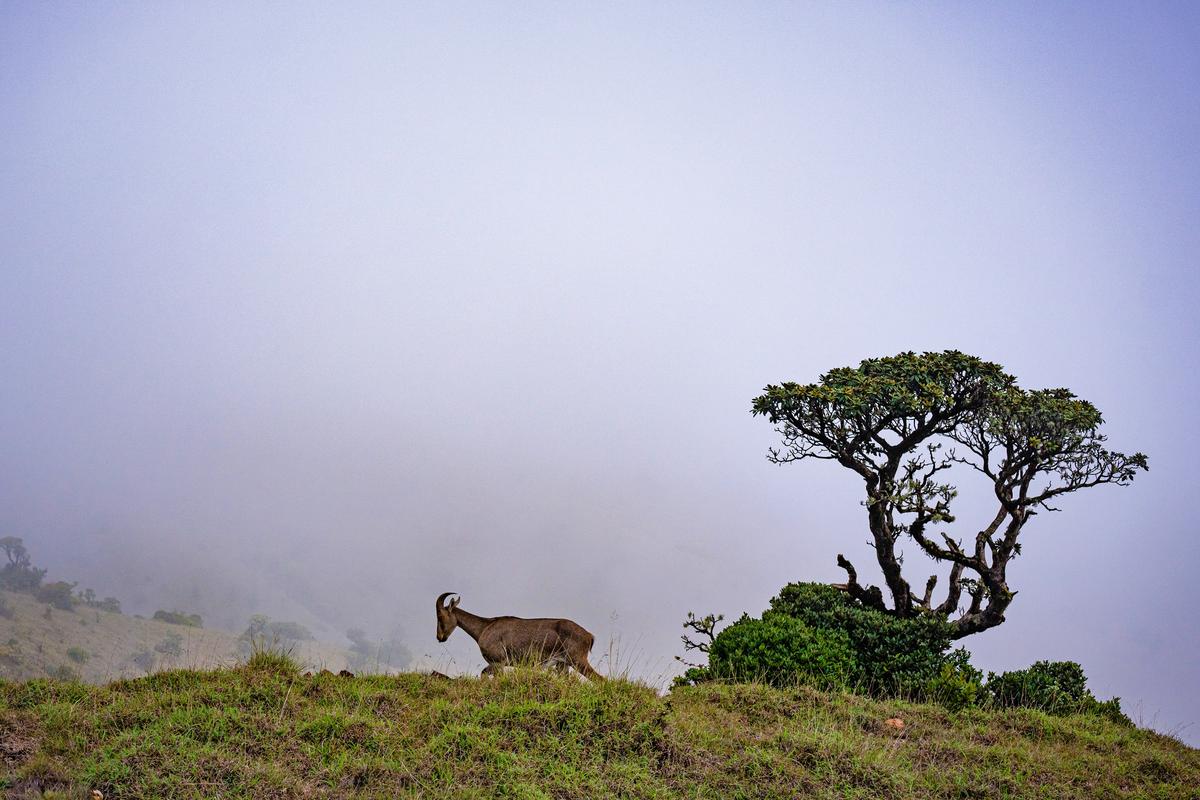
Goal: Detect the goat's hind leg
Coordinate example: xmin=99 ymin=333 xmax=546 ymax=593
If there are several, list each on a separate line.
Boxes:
xmin=568 ymin=650 xmax=604 ymax=682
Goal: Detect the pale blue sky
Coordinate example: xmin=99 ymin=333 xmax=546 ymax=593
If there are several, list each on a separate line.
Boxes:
xmin=2 ymin=3 xmax=1198 ymax=742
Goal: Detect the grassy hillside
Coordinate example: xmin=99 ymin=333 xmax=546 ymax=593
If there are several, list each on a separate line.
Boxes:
xmin=1 ymin=661 xmax=1195 ymax=799
xmin=0 ymin=590 xmax=352 ymax=683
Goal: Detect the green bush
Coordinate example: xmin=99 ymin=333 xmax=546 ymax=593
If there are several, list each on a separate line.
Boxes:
xmin=153 ymin=609 xmax=203 ymax=627
xmin=35 ymin=581 xmax=77 ymax=610
xmin=0 ymin=563 xmax=46 ymax=593
xmin=66 ymin=647 xmax=90 ymax=665
xmin=700 ymin=613 xmax=856 ymax=689
xmin=924 ymin=648 xmax=983 ymax=711
xmin=96 ymin=596 xmax=122 ymax=613
xmin=767 ymin=582 xmax=953 ymax=694
xmin=985 ymin=660 xmax=1131 ymax=725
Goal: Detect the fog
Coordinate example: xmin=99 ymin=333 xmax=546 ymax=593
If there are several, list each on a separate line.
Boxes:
xmin=2 ymin=3 xmax=1197 ymax=742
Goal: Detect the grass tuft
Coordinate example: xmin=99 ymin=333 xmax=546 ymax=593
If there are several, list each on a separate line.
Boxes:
xmin=240 ymin=636 xmax=301 ymax=677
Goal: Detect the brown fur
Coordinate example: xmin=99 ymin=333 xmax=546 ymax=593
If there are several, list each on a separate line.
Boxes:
xmin=435 ymin=592 xmax=603 ymax=680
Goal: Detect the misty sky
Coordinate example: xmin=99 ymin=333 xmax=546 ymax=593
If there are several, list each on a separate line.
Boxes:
xmin=2 ymin=3 xmax=1198 ymax=743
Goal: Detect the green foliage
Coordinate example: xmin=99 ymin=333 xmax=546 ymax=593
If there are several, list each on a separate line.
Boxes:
xmin=66 ymin=647 xmax=91 ymax=665
xmin=767 ymin=582 xmax=953 ymax=694
xmin=751 ymin=350 xmax=1012 ymax=429
xmin=924 ymin=648 xmax=983 ymax=711
xmin=152 ymin=609 xmax=203 ymax=627
xmin=35 ymin=581 xmax=77 ymax=610
xmin=987 ymin=660 xmax=1087 ymax=713
xmin=242 ymin=637 xmax=301 ymax=677
xmin=985 ymin=660 xmax=1132 ymax=725
xmin=686 ymin=613 xmax=856 ymax=689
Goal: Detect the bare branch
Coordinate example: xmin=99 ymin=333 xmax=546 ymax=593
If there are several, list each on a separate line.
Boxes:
xmin=681 ymin=612 xmax=723 ymax=655
xmin=834 ymin=554 xmax=887 ymax=611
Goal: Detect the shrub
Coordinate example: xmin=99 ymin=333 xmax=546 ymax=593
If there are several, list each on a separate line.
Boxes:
xmin=97 ymin=596 xmax=122 ymax=613
xmin=986 ymin=660 xmax=1087 ymax=714
xmin=242 ymin=636 xmax=300 ymax=677
xmin=985 ymin=660 xmax=1131 ymax=725
xmin=0 ymin=594 xmax=12 ymax=619
xmin=48 ymin=664 xmax=80 ymax=682
xmin=694 ymin=613 xmax=856 ymax=689
xmin=154 ymin=633 xmax=183 ymax=658
xmin=0 ymin=563 xmax=46 ymax=593
xmin=66 ymin=647 xmax=90 ymax=665
xmin=76 ymin=589 xmax=121 ymax=613
xmin=153 ymin=609 xmax=203 ymax=628
xmin=35 ymin=581 xmax=77 ymax=610
xmin=767 ymin=582 xmax=953 ymax=694
xmin=924 ymin=648 xmax=983 ymax=711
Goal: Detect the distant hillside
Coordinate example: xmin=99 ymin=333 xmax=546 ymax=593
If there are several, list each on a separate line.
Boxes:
xmin=0 ymin=589 xmax=352 ymax=682
xmin=0 ymin=663 xmax=1195 ymax=798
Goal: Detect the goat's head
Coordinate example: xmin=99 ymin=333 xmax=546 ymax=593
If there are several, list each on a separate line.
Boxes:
xmin=435 ymin=592 xmax=460 ymax=642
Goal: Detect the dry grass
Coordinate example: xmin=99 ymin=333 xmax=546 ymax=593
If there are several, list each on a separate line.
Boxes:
xmin=0 ymin=590 xmax=352 ymax=683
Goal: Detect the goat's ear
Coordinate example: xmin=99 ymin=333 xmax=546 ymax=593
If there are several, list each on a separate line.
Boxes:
xmin=449 ymin=596 xmax=460 ymax=610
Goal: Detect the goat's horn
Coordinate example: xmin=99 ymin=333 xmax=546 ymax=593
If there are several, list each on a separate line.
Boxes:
xmin=436 ymin=592 xmax=457 ymax=609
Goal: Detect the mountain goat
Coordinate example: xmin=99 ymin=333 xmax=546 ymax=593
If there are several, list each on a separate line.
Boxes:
xmin=434 ymin=592 xmax=603 ymax=680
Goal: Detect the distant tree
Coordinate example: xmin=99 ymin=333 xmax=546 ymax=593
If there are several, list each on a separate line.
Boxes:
xmin=0 ymin=536 xmax=46 ymax=593
xmin=97 ymin=597 xmax=122 ymax=614
xmin=266 ymin=620 xmax=313 ymax=642
xmin=244 ymin=614 xmax=270 ymax=640
xmin=35 ymin=581 xmax=77 ymax=611
xmin=752 ymin=351 xmax=1147 ymax=639
xmin=0 ymin=537 xmax=30 ymax=568
xmin=239 ymin=615 xmax=312 ymax=652
xmin=347 ymin=626 xmax=412 ymax=671
xmin=380 ymin=627 xmax=413 ymax=670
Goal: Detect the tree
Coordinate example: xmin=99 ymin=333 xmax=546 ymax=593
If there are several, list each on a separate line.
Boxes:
xmin=347 ymin=626 xmax=413 ymax=672
xmin=751 ymin=351 xmax=1147 ymax=639
xmin=35 ymin=581 xmax=77 ymax=611
xmin=0 ymin=536 xmax=45 ymax=593
xmin=0 ymin=537 xmax=30 ymax=568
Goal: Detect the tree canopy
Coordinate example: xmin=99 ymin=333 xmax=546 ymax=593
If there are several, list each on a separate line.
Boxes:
xmin=752 ymin=351 xmax=1147 ymax=639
